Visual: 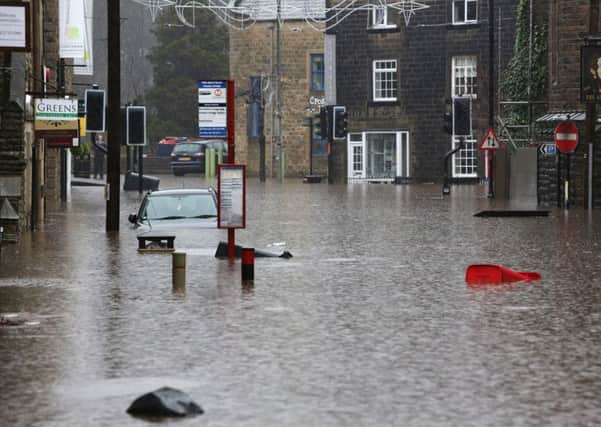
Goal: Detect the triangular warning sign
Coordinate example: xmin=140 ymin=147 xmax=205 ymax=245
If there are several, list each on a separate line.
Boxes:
xmin=479 ymin=128 xmax=501 ymax=150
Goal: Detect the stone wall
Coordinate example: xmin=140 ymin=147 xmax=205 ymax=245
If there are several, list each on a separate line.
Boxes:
xmin=537 ymin=0 xmax=601 ymax=207
xmin=229 ymin=21 xmax=325 ymax=177
xmin=333 ymin=1 xmax=517 ymax=182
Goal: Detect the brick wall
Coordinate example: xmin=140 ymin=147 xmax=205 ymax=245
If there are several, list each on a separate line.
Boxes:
xmin=230 ymin=21 xmax=324 ymax=177
xmin=333 ymin=1 xmax=517 ymax=181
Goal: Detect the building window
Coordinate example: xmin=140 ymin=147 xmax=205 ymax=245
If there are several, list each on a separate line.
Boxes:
xmin=310 ymin=54 xmax=324 ymax=92
xmin=347 ymin=131 xmax=410 ymax=181
xmin=371 ymin=6 xmax=396 ymax=28
xmin=452 ymin=56 xmax=477 ymax=97
xmin=453 ymin=0 xmax=478 ymax=24
xmin=373 ymin=60 xmax=397 ymax=102
xmin=352 ymin=145 xmax=363 ymax=176
xmin=452 ymin=136 xmax=477 ymax=177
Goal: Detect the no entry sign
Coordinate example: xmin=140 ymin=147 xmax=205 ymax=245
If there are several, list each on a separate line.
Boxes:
xmin=555 ymin=121 xmax=579 ymax=153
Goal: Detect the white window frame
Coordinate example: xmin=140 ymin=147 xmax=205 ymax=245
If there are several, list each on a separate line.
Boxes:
xmin=452 ymin=136 xmax=478 ymax=178
xmin=452 ymin=0 xmax=478 ymax=25
xmin=371 ymin=6 xmax=396 ymax=29
xmin=452 ymin=56 xmax=477 ymax=98
xmin=347 ymin=131 xmax=410 ymax=182
xmin=372 ymin=60 xmax=398 ymax=102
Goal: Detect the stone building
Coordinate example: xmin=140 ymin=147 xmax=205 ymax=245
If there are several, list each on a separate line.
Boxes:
xmin=0 ymin=0 xmax=64 ymax=239
xmin=230 ymin=0 xmax=326 ymax=177
xmin=329 ymin=0 xmax=518 ymax=183
xmin=537 ymin=0 xmax=601 ymax=208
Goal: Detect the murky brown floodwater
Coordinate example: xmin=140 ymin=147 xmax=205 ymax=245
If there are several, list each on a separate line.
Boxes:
xmin=1 ymin=175 xmax=601 ymax=426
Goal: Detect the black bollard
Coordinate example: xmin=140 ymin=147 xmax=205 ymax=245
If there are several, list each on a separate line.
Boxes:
xmin=241 ymin=248 xmax=254 ymax=281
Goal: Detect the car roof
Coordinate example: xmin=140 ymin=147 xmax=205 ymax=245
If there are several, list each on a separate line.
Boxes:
xmin=176 ymin=139 xmax=224 ymax=144
xmin=147 ymin=188 xmax=215 ymax=197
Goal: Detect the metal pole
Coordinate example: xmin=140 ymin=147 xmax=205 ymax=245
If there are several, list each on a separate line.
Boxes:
xmin=585 ymin=0 xmax=599 ymax=209
xmin=275 ymin=0 xmax=283 ymax=182
xmin=138 ymin=146 xmax=143 ymax=194
xmin=227 ymin=80 xmax=236 ymax=260
xmin=566 ymin=153 xmax=571 ymax=208
xmin=106 ymin=0 xmax=121 ymax=231
xmin=488 ymin=0 xmax=495 ymax=198
xmin=589 ymin=144 xmax=594 ymax=209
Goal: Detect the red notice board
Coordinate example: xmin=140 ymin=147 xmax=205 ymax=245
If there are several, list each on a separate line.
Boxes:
xmin=217 ymin=164 xmax=246 ymax=229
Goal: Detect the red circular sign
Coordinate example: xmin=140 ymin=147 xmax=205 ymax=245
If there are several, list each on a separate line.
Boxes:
xmin=554 ymin=121 xmax=579 ymax=153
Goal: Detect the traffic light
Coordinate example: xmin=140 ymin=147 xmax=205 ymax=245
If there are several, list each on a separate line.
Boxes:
xmin=247 ymin=76 xmax=264 ymax=140
xmin=85 ymin=89 xmax=105 ymax=132
xmin=126 ymin=106 xmax=146 ymax=146
xmin=333 ymin=106 xmax=348 ymax=139
xmin=453 ymin=97 xmax=471 ymax=136
xmin=313 ymin=107 xmax=328 ymax=140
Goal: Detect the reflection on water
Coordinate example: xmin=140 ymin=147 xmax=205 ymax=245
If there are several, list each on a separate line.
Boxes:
xmin=1 ymin=176 xmax=601 ymax=426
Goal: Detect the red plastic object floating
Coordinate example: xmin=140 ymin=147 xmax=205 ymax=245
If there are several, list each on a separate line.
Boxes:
xmin=466 ymin=264 xmax=541 ymax=285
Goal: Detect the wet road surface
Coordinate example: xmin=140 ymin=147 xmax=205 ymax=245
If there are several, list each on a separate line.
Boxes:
xmin=1 ymin=175 xmax=601 ymax=426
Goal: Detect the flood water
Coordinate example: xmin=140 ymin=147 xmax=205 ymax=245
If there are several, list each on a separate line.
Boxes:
xmin=1 ymin=175 xmax=601 ymax=426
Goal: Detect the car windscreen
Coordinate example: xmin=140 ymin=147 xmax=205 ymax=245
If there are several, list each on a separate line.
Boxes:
xmin=172 ymin=143 xmax=204 ymax=154
xmin=142 ymin=193 xmax=217 ymax=221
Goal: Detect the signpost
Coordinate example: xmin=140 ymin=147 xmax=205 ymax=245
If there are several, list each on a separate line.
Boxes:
xmin=539 ymin=143 xmax=556 ymax=155
xmin=479 ymin=128 xmax=501 ymax=197
xmin=555 ymin=121 xmax=579 ymax=208
xmin=202 ymin=80 xmax=239 ymax=259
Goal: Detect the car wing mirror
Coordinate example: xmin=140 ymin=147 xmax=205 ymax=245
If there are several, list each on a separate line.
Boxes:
xmin=128 ymin=214 xmax=138 ymax=224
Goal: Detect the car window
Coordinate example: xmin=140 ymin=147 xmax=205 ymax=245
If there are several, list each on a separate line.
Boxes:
xmin=173 ymin=143 xmax=203 ymax=154
xmin=142 ymin=193 xmax=217 ymax=220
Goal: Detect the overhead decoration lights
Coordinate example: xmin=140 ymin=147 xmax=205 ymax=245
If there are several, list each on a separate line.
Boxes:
xmin=130 ymin=0 xmax=175 ymax=22
xmin=131 ymin=0 xmax=430 ymax=31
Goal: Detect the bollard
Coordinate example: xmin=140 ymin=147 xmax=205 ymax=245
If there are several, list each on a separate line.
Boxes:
xmin=210 ymin=148 xmax=216 ymax=177
xmin=241 ymin=248 xmax=255 ymax=281
xmin=172 ymin=252 xmax=186 ymax=291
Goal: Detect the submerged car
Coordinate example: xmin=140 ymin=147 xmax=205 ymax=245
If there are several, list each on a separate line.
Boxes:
xmin=170 ymin=140 xmax=229 ymax=176
xmin=128 ymin=188 xmax=218 ymax=232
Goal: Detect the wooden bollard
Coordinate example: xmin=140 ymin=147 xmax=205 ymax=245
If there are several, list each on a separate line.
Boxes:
xmin=172 ymin=252 xmax=186 ymax=291
xmin=241 ymin=248 xmax=254 ymax=281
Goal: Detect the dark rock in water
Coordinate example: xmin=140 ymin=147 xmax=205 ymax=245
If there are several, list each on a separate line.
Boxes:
xmin=126 ymin=387 xmax=203 ymax=417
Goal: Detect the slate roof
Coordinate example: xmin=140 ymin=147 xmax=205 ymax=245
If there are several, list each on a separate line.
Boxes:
xmin=237 ymin=0 xmax=326 ymax=21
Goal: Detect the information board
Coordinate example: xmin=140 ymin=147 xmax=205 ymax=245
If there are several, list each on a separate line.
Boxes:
xmin=198 ymin=80 xmax=227 ymax=137
xmin=217 ymin=164 xmax=246 ymax=229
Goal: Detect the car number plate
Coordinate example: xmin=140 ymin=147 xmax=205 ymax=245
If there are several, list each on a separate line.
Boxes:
xmin=179 ymin=157 xmax=191 ymax=161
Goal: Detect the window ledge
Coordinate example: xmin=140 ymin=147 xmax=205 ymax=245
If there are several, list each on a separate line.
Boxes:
xmin=368 ymin=100 xmax=400 ymax=107
xmin=448 ymin=22 xmax=481 ymax=30
xmin=367 ymin=25 xmax=399 ymax=34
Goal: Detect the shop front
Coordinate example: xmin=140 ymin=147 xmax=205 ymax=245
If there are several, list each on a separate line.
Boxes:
xmin=347 ymin=131 xmax=410 ymax=182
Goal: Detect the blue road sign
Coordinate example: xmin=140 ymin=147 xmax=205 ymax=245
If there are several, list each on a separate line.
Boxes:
xmin=539 ymin=143 xmax=557 ymax=155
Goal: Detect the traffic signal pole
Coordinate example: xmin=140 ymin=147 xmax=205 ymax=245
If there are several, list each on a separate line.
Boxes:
xmin=487 ymin=0 xmax=495 ymax=198
xmin=106 ymin=0 xmax=121 ymax=231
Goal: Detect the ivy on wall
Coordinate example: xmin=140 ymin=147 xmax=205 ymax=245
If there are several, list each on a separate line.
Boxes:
xmin=500 ymin=0 xmax=548 ymax=134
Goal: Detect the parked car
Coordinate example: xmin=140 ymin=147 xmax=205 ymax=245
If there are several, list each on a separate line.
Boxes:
xmin=170 ymin=140 xmax=229 ymax=176
xmin=128 ymin=188 xmax=218 ymax=232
